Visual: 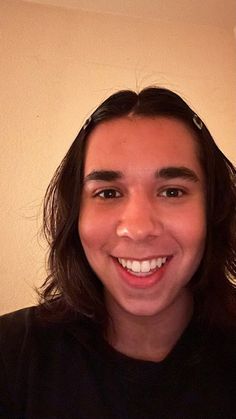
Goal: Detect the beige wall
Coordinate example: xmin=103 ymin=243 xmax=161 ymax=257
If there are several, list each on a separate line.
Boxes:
xmin=1 ymin=0 xmax=236 ymax=314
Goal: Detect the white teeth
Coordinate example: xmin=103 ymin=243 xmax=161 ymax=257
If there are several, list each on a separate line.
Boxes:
xmin=132 ymin=261 xmax=141 ymax=273
xmin=117 ymin=257 xmax=168 ymax=274
xmin=141 ymin=261 xmax=150 ymax=273
xmin=126 ymin=260 xmax=132 ymax=270
xmin=156 ymin=258 xmax=162 ymax=268
xmin=121 ymin=259 xmax=126 ymax=268
xmin=150 ymin=258 xmax=156 ymax=269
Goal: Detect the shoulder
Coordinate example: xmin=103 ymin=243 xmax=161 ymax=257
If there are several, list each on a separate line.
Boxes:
xmin=0 ymin=306 xmax=58 ymax=351
xmin=0 ymin=307 xmax=39 ymax=410
xmin=199 ymin=323 xmax=236 ymax=372
xmin=0 ymin=306 xmax=97 ymax=409
xmin=0 ymin=305 xmax=95 ymax=356
xmin=0 ymin=306 xmax=37 ymax=352
xmin=0 ymin=305 xmax=36 ymax=331
xmin=0 ymin=306 xmax=51 ymax=380
xmin=0 ymin=305 xmax=93 ymax=370
xmin=0 ymin=307 xmax=103 ymax=415
xmin=0 ymin=305 xmax=100 ymax=373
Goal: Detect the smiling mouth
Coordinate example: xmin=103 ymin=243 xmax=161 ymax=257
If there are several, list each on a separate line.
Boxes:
xmin=117 ymin=257 xmax=168 ymax=276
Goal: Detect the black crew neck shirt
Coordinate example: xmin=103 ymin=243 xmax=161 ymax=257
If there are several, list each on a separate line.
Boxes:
xmin=0 ymin=306 xmax=235 ymax=418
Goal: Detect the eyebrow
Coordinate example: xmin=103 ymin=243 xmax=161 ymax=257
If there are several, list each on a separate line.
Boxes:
xmin=83 ymin=166 xmax=199 ymax=184
xmin=83 ymin=170 xmax=123 ymax=184
xmin=157 ymin=166 xmax=199 ymax=182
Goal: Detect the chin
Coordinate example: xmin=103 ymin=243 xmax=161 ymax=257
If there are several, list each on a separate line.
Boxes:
xmin=122 ymin=302 xmax=166 ymax=318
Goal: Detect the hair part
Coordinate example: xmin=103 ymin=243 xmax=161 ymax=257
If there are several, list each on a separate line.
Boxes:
xmin=39 ymin=87 xmax=236 ymax=331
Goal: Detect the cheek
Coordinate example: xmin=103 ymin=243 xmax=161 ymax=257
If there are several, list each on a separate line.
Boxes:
xmin=78 ymin=210 xmax=114 ymax=251
xmin=186 ymin=218 xmax=206 ymax=261
xmin=186 ymin=225 xmax=206 ymax=261
xmin=172 ymin=205 xmax=206 ymax=253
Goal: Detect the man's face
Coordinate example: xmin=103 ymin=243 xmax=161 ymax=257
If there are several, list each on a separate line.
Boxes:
xmin=79 ymin=116 xmax=206 ymax=321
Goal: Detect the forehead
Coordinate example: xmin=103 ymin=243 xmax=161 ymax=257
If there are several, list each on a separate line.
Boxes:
xmin=84 ymin=116 xmax=202 ymax=176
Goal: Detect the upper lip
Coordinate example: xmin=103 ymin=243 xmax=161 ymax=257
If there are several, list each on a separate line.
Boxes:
xmin=113 ymin=255 xmax=170 ymax=261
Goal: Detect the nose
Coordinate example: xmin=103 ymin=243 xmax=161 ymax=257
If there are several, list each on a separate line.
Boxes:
xmin=116 ymin=194 xmax=163 ymax=241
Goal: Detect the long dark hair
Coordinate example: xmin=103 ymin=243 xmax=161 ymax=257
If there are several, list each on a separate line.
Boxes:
xmin=39 ymin=87 xmax=236 ymax=330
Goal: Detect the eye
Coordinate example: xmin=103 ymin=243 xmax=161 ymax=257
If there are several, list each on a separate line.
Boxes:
xmin=95 ymin=189 xmax=122 ymax=199
xmin=159 ymin=188 xmax=185 ymax=198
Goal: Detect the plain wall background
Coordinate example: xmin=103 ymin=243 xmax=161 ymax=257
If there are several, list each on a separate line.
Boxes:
xmin=1 ymin=0 xmax=236 ymax=314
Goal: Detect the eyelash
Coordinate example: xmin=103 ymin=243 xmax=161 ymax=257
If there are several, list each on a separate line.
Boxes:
xmin=93 ymin=187 xmax=186 ymax=200
xmin=93 ymin=189 xmax=122 ymax=199
xmin=159 ymin=188 xmax=186 ymax=198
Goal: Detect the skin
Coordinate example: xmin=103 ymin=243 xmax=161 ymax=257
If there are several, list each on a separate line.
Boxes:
xmin=79 ymin=116 xmax=206 ymax=361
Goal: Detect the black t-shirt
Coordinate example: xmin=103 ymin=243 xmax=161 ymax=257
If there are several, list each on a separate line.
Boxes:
xmin=0 ymin=306 xmax=235 ymax=418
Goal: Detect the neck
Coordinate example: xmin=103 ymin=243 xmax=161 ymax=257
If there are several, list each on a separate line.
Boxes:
xmin=106 ymin=290 xmax=193 ymax=362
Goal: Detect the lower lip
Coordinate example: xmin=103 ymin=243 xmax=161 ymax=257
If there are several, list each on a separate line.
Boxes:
xmin=113 ymin=257 xmax=170 ymax=289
